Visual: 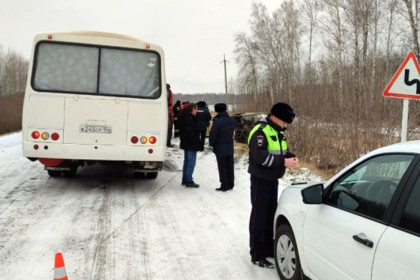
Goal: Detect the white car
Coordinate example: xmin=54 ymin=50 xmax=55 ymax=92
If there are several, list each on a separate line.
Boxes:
xmin=273 ymin=140 xmax=420 ymax=280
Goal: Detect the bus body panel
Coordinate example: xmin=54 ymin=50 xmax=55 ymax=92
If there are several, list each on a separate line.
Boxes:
xmin=22 ymin=31 xmax=167 ymax=175
xmin=26 ymin=93 xmax=65 ymax=131
xmin=22 ymin=141 xmax=165 ymax=162
xmin=64 ymin=96 xmax=128 ymax=145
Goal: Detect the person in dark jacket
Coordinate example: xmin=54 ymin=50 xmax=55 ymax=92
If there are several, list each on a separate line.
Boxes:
xmin=166 ymin=84 xmax=174 ymax=147
xmin=173 ymin=100 xmax=182 ymax=137
xmin=178 ymin=103 xmax=201 ymax=188
xmin=209 ymin=103 xmax=236 ymax=191
xmin=248 ymin=102 xmax=299 ymax=269
xmin=195 ymin=101 xmax=211 ymax=151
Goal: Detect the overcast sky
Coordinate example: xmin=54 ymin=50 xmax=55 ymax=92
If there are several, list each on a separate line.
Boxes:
xmin=0 ymin=0 xmax=281 ymax=94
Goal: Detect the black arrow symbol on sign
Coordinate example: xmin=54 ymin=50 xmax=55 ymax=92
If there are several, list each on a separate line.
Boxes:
xmin=404 ymin=69 xmax=420 ymax=94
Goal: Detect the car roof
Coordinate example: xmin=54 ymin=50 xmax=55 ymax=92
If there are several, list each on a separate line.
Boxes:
xmin=372 ymin=140 xmax=420 ymax=155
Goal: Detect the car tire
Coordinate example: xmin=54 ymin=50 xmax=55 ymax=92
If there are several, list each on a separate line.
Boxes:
xmin=274 ymin=223 xmax=302 ymax=280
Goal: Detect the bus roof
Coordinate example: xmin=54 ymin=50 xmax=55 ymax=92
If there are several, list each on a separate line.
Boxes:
xmin=58 ymin=31 xmax=142 ymax=41
xmin=34 ymin=31 xmax=163 ymax=52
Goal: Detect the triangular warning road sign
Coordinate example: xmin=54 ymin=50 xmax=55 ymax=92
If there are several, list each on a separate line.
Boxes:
xmin=383 ymin=51 xmax=420 ymax=100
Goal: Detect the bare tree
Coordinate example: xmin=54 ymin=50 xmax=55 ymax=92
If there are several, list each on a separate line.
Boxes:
xmin=320 ymin=0 xmax=346 ymax=107
xmin=402 ymin=0 xmax=420 ymax=57
xmin=386 ymin=0 xmax=400 ymax=78
xmin=0 ymin=45 xmax=4 ymax=96
xmin=1 ymin=49 xmax=28 ymax=96
xmin=233 ymin=32 xmax=262 ymax=110
xmin=248 ymin=1 xmax=279 ymax=106
xmin=301 ymin=0 xmax=324 ymax=66
xmin=272 ymin=1 xmax=303 ymax=103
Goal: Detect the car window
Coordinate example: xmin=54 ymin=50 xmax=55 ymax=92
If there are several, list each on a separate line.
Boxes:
xmin=399 ymin=176 xmax=420 ymax=235
xmin=326 ymin=154 xmax=414 ymax=220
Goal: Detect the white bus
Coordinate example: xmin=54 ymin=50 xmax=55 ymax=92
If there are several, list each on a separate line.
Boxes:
xmin=22 ymin=31 xmax=168 ymax=178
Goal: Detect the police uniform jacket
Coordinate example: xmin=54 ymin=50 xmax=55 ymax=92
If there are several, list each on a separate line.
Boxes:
xmin=196 ymin=106 xmax=211 ymax=131
xmin=209 ymin=111 xmax=237 ymax=156
xmin=247 ymin=116 xmax=295 ymax=182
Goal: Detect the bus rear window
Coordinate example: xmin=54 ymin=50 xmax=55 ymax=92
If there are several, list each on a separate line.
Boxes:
xmin=32 ymin=42 xmax=161 ymax=99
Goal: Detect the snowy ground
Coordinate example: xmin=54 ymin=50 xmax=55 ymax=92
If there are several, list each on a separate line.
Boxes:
xmin=0 ymin=132 xmax=323 ymax=280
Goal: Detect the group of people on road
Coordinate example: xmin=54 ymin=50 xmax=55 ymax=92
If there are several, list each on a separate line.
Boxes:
xmin=166 ymin=84 xmax=299 ymax=270
xmin=174 ymin=99 xmax=236 ymax=190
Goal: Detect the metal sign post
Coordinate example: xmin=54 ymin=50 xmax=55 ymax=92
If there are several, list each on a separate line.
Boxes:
xmin=401 ymin=99 xmax=409 ymax=142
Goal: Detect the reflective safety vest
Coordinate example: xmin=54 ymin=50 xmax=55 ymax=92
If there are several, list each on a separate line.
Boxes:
xmin=248 ymin=123 xmax=288 ymax=155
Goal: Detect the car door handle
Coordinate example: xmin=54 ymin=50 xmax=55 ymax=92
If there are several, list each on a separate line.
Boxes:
xmin=353 ymin=233 xmax=374 ymax=248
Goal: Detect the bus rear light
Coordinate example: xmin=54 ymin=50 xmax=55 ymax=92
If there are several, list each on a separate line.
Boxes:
xmin=131 ymin=136 xmax=139 ymax=144
xmin=148 ymin=149 xmax=153 ymax=154
xmin=32 ymin=131 xmax=40 ymax=139
xmin=34 ymin=144 xmax=39 ymax=150
xmin=51 ymin=133 xmax=59 ymax=141
xmin=140 ymin=136 xmax=147 ymax=144
xmin=41 ymin=132 xmax=50 ymax=140
xmin=149 ymin=136 xmax=157 ymax=144
xmin=48 ymin=35 xmax=52 ymax=40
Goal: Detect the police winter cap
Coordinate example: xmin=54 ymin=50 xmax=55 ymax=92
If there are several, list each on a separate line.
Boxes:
xmin=271 ymin=103 xmax=295 ymax=123
xmin=214 ymin=103 xmax=227 ymax=112
xmin=197 ymin=101 xmax=207 ymax=107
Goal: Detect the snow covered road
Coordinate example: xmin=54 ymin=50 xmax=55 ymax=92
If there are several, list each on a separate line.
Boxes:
xmin=0 ymin=132 xmax=321 ymax=279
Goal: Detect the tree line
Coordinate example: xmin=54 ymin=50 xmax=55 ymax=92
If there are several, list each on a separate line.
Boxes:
xmin=230 ymin=0 xmax=420 ymax=172
xmin=0 ymin=46 xmax=28 ymax=134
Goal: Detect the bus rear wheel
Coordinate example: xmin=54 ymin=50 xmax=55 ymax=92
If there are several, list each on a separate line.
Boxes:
xmin=134 ymin=171 xmax=158 ymax=179
xmin=146 ymin=172 xmax=158 ymax=179
xmin=63 ymin=166 xmax=78 ymax=177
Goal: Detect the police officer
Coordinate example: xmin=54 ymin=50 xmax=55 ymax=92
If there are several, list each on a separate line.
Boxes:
xmin=248 ymin=102 xmax=299 ymax=268
xmin=209 ymin=103 xmax=237 ymax=191
xmin=196 ymin=101 xmax=211 ymax=151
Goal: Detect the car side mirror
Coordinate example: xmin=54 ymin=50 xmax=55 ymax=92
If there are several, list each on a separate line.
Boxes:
xmin=301 ymin=184 xmax=323 ymax=204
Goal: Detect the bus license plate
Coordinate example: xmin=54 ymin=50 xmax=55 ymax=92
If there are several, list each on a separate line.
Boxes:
xmin=80 ymin=124 xmax=112 ymax=134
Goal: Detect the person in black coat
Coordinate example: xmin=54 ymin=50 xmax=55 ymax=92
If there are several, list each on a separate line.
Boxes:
xmin=173 ymin=100 xmax=182 ymax=137
xmin=196 ymin=101 xmax=211 ymax=151
xmin=209 ymin=103 xmax=237 ymax=191
xmin=178 ymin=103 xmax=201 ymax=188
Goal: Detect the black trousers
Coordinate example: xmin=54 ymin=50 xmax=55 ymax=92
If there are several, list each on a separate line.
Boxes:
xmin=216 ymin=154 xmax=234 ymax=189
xmin=198 ymin=130 xmax=206 ymax=151
xmin=249 ymin=175 xmax=278 ymax=262
xmin=167 ymin=121 xmax=173 ymax=146
xmin=174 ymin=117 xmax=180 ymax=137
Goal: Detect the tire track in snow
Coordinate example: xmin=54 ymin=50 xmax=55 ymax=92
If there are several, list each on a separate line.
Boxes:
xmin=91 ymin=184 xmax=112 ymax=280
xmin=89 ymin=171 xmax=179 ymax=279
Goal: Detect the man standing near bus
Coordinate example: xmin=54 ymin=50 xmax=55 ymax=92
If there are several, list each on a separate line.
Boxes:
xmin=178 ymin=103 xmax=201 ymax=188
